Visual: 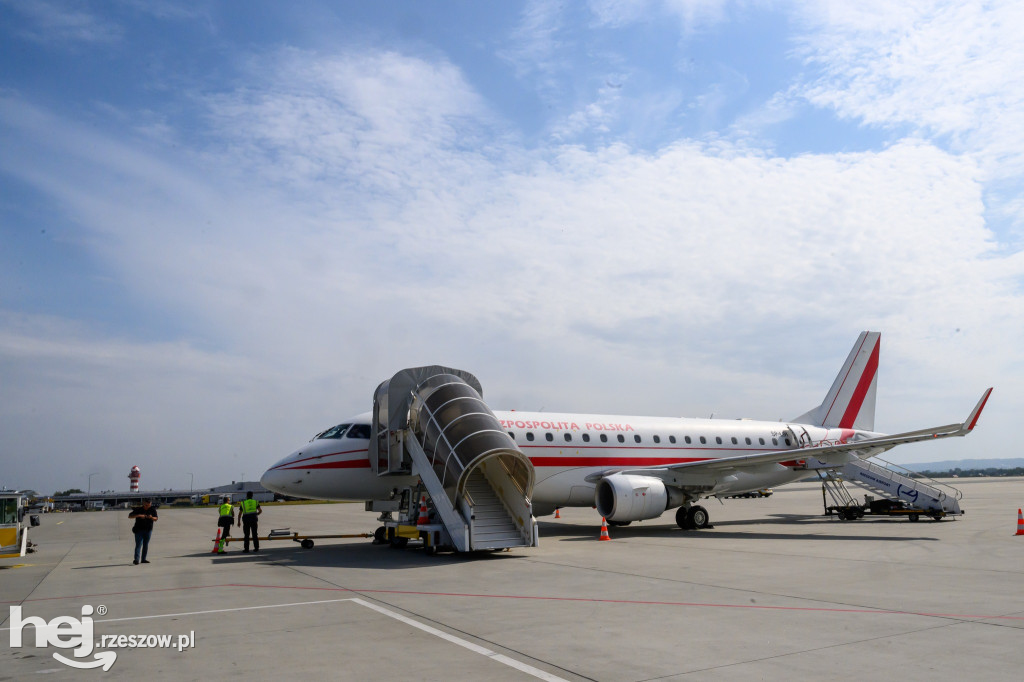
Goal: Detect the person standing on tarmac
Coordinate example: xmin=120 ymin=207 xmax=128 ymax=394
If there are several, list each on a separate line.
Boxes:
xmin=128 ymin=499 xmax=158 ymax=565
xmin=237 ymin=491 xmax=262 ymax=553
xmin=216 ymin=497 xmax=235 ymax=552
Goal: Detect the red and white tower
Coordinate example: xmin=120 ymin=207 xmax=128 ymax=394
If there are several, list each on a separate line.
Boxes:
xmin=128 ymin=466 xmax=141 ymax=493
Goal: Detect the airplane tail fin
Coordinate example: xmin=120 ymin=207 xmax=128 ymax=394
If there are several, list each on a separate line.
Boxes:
xmin=794 ymin=331 xmax=880 ymax=431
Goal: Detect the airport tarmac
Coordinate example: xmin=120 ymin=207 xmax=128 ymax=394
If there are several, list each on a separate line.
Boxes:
xmin=2 ymin=478 xmax=1022 ymax=681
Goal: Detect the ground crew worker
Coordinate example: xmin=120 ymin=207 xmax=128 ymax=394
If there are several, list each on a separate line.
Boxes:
xmin=237 ymin=491 xmax=262 ymax=553
xmin=216 ymin=497 xmax=235 ymax=552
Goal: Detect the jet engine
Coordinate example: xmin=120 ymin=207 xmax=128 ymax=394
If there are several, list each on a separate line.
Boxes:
xmin=595 ymin=474 xmax=685 ymax=523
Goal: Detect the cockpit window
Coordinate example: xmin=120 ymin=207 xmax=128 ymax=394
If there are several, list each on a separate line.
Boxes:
xmin=316 ymin=424 xmax=350 ymax=439
xmin=347 ymin=424 xmax=371 ymax=439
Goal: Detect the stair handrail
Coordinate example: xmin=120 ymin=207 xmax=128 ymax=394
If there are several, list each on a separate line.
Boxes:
xmin=817 ymin=470 xmax=857 ymax=508
xmin=419 ymin=406 xmax=467 ymax=492
xmin=859 ymin=459 xmax=936 ymax=496
xmin=868 ymin=457 xmax=962 ymax=501
xmin=496 ymin=454 xmax=530 ymax=501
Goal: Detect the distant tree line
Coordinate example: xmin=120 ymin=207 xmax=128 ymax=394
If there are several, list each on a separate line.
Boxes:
xmin=915 ymin=467 xmax=1024 ymax=478
xmin=54 ymin=488 xmax=84 ymax=496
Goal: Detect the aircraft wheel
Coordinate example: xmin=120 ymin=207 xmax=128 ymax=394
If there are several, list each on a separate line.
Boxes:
xmin=688 ymin=505 xmax=710 ymax=530
xmin=390 ymin=536 xmax=409 ymax=548
xmin=301 ymin=539 xmax=314 ymax=549
xmin=676 ymin=506 xmax=694 ymax=530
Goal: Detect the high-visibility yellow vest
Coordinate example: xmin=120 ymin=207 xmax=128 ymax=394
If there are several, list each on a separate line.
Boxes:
xmin=219 ymin=503 xmax=233 ymax=517
xmin=241 ymin=498 xmax=259 ymax=514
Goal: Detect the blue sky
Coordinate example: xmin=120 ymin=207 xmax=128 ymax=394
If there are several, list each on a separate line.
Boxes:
xmin=2 ymin=1 xmax=1022 ymax=495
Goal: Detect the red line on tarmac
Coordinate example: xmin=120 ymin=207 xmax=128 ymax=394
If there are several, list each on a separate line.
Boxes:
xmin=9 ymin=582 xmax=1022 ymax=623
xmin=0 ymin=584 xmax=232 ymax=605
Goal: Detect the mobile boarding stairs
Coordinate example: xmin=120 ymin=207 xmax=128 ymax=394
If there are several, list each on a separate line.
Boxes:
xmin=368 ymin=366 xmax=538 ymax=553
xmin=816 ymin=457 xmax=963 ymax=521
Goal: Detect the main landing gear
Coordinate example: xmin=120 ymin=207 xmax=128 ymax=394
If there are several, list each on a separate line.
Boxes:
xmin=676 ymin=504 xmax=710 ymax=530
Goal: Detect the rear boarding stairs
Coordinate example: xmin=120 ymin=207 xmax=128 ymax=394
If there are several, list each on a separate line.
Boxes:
xmin=367 ymin=366 xmax=538 ymax=554
xmin=817 ymin=458 xmax=963 ymax=521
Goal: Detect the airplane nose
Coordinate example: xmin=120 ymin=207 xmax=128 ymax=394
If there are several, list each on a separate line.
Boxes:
xmin=260 ymin=462 xmax=290 ymax=495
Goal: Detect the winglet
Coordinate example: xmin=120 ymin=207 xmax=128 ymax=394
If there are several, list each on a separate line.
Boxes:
xmin=963 ymin=388 xmax=993 ymax=432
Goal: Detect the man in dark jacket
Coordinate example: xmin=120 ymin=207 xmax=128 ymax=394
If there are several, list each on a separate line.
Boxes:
xmin=128 ymin=499 xmax=158 ymax=565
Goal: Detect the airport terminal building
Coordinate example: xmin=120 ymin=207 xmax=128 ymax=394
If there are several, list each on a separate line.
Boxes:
xmin=51 ymin=481 xmax=274 ymax=509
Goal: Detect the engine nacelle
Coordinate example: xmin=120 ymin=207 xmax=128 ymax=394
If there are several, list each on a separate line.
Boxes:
xmin=595 ymin=474 xmax=684 ymax=523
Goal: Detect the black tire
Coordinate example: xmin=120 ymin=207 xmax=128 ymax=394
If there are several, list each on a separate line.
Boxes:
xmin=909 ymin=513 xmax=920 ymax=522
xmin=373 ymin=526 xmax=387 ymax=543
xmin=390 ymin=536 xmax=409 ymax=548
xmin=300 ymin=539 xmax=314 ymax=549
xmin=424 ymin=545 xmax=438 ymax=556
xmin=931 ymin=514 xmax=943 ymax=522
xmin=676 ymin=506 xmax=694 ymax=530
xmin=688 ymin=505 xmax=710 ymax=530
xmin=607 ymin=520 xmax=632 ymax=527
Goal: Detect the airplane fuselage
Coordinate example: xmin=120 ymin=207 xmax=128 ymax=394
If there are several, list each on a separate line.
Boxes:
xmin=261 ymin=410 xmax=869 ymax=514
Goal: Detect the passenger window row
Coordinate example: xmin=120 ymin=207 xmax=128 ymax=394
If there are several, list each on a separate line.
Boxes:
xmin=507 ymin=432 xmax=792 ymax=447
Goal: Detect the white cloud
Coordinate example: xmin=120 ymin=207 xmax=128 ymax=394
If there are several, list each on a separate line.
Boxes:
xmin=3 ymin=0 xmax=122 ymax=45
xmin=500 ymin=0 xmax=568 ymax=86
xmin=793 ymin=0 xmax=1024 ymax=182
xmin=590 ymin=0 xmax=733 ymax=33
xmin=204 ymin=48 xmax=498 ymax=200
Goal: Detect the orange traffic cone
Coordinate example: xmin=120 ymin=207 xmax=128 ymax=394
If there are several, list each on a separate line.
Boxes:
xmin=211 ymin=528 xmax=222 ymax=553
xmin=598 ymin=517 xmax=611 ymax=541
xmin=554 ymin=508 xmax=560 ymax=519
xmin=417 ymin=495 xmax=430 ymax=525
xmin=1015 ymin=509 xmax=1024 ymax=536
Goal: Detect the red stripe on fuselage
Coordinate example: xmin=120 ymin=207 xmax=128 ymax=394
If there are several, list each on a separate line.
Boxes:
xmin=278 ymin=444 xmax=798 ymax=471
xmin=529 ymin=456 xmax=709 ymax=467
xmin=279 ymin=455 xmax=713 ymax=470
xmin=838 ymin=340 xmax=879 ymax=429
xmin=270 ymin=448 xmax=368 ymax=470
xmin=276 ymin=458 xmax=370 ymax=471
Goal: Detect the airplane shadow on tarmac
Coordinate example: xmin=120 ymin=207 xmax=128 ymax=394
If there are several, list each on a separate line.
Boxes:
xmin=175 ymin=542 xmax=528 ymax=569
xmin=539 ymin=517 xmax=942 ymax=543
xmin=167 ymin=512 xmax=945 ymax=567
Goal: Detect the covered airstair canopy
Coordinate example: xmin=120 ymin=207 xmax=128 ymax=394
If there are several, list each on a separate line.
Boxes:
xmin=371 ymin=367 xmax=537 ymax=552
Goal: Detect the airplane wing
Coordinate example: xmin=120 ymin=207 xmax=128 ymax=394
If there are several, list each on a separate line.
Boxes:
xmin=586 ymin=388 xmax=992 ymax=485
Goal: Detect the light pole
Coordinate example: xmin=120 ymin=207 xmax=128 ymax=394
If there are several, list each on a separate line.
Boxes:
xmin=188 ymin=472 xmax=194 ymax=494
xmin=87 ymin=472 xmax=99 ymax=509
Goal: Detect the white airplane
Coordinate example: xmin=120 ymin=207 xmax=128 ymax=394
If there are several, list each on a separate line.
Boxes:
xmin=261 ymin=332 xmax=990 ymax=537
